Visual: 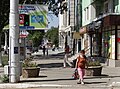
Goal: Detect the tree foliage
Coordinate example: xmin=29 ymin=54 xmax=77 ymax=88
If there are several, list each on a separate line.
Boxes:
xmin=45 ymin=27 xmax=59 ymax=47
xmin=27 ymin=31 xmax=44 ymax=47
xmin=0 ymin=0 xmax=9 ymax=32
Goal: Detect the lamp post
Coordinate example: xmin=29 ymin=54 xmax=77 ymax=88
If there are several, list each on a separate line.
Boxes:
xmin=9 ymin=0 xmax=20 ymax=83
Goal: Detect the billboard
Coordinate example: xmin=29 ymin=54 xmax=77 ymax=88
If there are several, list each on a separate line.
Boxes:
xmin=19 ymin=4 xmax=48 ymax=30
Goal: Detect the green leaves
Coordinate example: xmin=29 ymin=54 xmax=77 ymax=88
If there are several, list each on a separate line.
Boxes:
xmin=45 ymin=27 xmax=59 ymax=47
xmin=87 ymin=60 xmax=101 ymax=67
xmin=27 ymin=31 xmax=44 ymax=47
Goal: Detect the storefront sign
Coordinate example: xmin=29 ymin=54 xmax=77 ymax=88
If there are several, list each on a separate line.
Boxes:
xmin=73 ymin=32 xmax=81 ymax=39
xmin=117 ymin=38 xmax=120 ymax=42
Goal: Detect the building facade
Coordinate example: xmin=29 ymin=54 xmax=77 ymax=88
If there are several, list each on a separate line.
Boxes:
xmin=59 ymin=0 xmax=76 ymax=53
xmin=81 ymin=0 xmax=120 ymax=67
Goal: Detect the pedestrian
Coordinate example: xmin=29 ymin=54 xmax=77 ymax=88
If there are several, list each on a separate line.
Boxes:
xmin=63 ymin=45 xmax=72 ymax=68
xmin=52 ymin=44 xmax=55 ymax=51
xmin=46 ymin=44 xmax=49 ymax=56
xmin=75 ymin=50 xmax=88 ymax=84
xmin=42 ymin=46 xmax=46 ymax=56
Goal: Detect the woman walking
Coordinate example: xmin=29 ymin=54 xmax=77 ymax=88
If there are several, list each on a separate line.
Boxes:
xmin=75 ymin=50 xmax=87 ymax=84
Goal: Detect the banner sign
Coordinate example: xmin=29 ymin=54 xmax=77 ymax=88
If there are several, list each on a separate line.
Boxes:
xmin=19 ymin=4 xmax=48 ymax=30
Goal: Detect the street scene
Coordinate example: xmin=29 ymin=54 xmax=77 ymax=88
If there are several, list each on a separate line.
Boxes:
xmin=0 ymin=0 xmax=120 ymax=89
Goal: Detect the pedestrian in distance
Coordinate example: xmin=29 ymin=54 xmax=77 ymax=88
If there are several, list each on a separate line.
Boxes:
xmin=75 ymin=50 xmax=88 ymax=84
xmin=46 ymin=44 xmax=49 ymax=56
xmin=63 ymin=45 xmax=72 ymax=68
xmin=42 ymin=46 xmax=46 ymax=56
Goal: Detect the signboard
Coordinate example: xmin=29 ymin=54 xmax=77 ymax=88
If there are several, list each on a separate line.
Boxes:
xmin=19 ymin=30 xmax=29 ymax=38
xmin=19 ymin=26 xmax=34 ymax=30
xmin=14 ymin=47 xmax=18 ymax=54
xmin=117 ymin=38 xmax=120 ymax=42
xmin=19 ymin=4 xmax=48 ymax=30
xmin=73 ymin=32 xmax=81 ymax=39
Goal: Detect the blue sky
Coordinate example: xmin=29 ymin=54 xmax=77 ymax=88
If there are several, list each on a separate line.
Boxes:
xmin=47 ymin=13 xmax=59 ymax=28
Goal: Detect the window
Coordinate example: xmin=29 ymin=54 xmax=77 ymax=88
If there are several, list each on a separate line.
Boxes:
xmin=84 ymin=9 xmax=86 ymax=21
xmin=84 ymin=7 xmax=89 ymax=21
xmin=104 ymin=1 xmax=109 ymax=13
xmin=86 ymin=7 xmax=89 ymax=20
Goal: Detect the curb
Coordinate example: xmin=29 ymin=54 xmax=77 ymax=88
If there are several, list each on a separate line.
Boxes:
xmin=109 ymin=82 xmax=120 ymax=87
xmin=0 ymin=83 xmax=72 ymax=88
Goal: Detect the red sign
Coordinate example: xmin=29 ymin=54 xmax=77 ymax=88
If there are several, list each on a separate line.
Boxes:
xmin=19 ymin=30 xmax=28 ymax=38
xmin=19 ymin=34 xmax=27 ymax=38
xmin=117 ymin=38 xmax=120 ymax=42
xmin=19 ymin=14 xmax=25 ymax=24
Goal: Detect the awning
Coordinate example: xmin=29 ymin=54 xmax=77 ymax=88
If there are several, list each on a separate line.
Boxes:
xmin=103 ymin=14 xmax=120 ymax=27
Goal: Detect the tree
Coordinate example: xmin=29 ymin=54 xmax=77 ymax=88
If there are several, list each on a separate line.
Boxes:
xmin=45 ymin=27 xmax=59 ymax=47
xmin=0 ymin=0 xmax=9 ymax=66
xmin=27 ymin=31 xmax=44 ymax=47
xmin=0 ymin=0 xmax=9 ymax=31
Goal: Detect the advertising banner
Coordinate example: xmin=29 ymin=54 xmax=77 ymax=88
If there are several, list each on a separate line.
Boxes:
xmin=19 ymin=4 xmax=48 ymax=30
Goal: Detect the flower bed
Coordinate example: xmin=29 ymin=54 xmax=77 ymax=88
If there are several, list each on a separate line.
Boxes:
xmin=85 ymin=58 xmax=102 ymax=76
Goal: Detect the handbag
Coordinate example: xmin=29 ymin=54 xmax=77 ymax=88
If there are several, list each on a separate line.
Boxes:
xmin=72 ymin=69 xmax=79 ymax=79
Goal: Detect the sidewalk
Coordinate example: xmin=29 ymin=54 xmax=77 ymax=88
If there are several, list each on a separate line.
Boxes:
xmin=0 ymin=59 xmax=120 ymax=89
xmin=0 ymin=50 xmax=120 ymax=89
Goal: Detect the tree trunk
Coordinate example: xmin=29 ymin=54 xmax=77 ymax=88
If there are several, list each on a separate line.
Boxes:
xmin=4 ymin=31 xmax=8 ymax=54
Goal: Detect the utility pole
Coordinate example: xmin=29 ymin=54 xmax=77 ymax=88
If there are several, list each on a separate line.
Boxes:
xmin=9 ymin=0 xmax=20 ymax=83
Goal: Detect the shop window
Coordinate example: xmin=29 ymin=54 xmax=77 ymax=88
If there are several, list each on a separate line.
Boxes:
xmin=117 ymin=30 xmax=120 ymax=59
xmin=92 ymin=34 xmax=100 ymax=56
xmin=102 ymin=30 xmax=112 ymax=58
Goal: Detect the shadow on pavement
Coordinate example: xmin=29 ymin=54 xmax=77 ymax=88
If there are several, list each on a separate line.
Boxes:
xmin=38 ymin=75 xmax=47 ymax=78
xmin=85 ymin=81 xmax=107 ymax=84
xmin=85 ymin=74 xmax=120 ymax=79
xmin=32 ymin=52 xmax=65 ymax=60
xmin=20 ymin=78 xmax=74 ymax=83
xmin=38 ymin=63 xmax=63 ymax=68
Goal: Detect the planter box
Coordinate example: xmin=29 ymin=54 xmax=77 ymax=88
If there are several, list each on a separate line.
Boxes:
xmin=85 ymin=66 xmax=102 ymax=76
xmin=22 ymin=67 xmax=40 ymax=78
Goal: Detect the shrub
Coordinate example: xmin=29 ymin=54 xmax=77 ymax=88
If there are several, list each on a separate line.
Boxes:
xmin=2 ymin=55 xmax=8 ymax=67
xmin=87 ymin=58 xmax=101 ymax=67
xmin=22 ymin=57 xmax=38 ymax=68
xmin=0 ymin=74 xmax=9 ymax=83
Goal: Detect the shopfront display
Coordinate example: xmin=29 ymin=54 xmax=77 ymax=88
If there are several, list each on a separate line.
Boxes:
xmin=117 ymin=30 xmax=120 ymax=60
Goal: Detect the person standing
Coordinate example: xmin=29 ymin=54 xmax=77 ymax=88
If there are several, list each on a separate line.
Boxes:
xmin=42 ymin=46 xmax=46 ymax=56
xmin=75 ymin=50 xmax=87 ymax=84
xmin=46 ymin=44 xmax=49 ymax=56
xmin=63 ymin=45 xmax=72 ymax=68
